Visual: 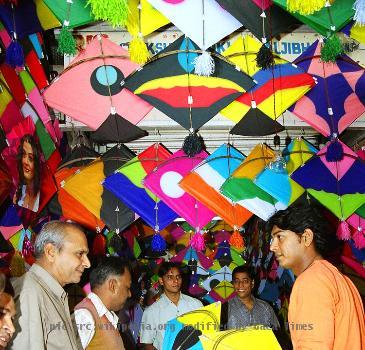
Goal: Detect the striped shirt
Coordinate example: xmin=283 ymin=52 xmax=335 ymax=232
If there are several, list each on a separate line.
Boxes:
xmin=227 ymin=295 xmax=280 ymax=330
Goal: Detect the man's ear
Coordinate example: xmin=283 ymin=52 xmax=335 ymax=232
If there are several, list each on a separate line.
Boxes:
xmin=302 ymin=228 xmax=314 ymax=247
xmin=158 ymin=277 xmax=164 ymax=287
xmin=109 ymin=278 xmax=117 ymax=293
xmin=43 ymin=243 xmax=57 ymax=262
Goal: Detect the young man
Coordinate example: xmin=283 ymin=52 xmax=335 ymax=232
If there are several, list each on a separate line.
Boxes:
xmin=140 ymin=262 xmax=202 ymax=350
xmin=10 ymin=221 xmax=91 ymax=350
xmin=74 ymin=257 xmax=132 ymax=349
xmin=227 ymin=265 xmax=280 ymax=331
xmin=267 ymin=204 xmax=365 ymax=350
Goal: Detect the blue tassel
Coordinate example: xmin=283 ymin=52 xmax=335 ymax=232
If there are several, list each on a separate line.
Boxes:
xmin=6 ymin=40 xmax=24 ymax=68
xmin=326 ymin=139 xmax=344 ymax=162
xmin=151 ymin=233 xmax=166 ymax=252
xmin=353 ymin=0 xmax=365 ymax=26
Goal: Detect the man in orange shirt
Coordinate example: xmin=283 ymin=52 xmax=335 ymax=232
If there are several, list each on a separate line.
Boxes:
xmin=267 ymin=204 xmax=365 ymax=350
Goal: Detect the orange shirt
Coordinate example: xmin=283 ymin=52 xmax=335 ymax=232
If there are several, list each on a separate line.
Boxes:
xmin=288 ymin=259 xmax=365 ymax=350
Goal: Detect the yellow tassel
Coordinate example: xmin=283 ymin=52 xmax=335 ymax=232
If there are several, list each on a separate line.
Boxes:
xmin=129 ymin=35 xmax=150 ymax=64
xmin=287 ymin=0 xmax=330 ymax=15
xmin=10 ymin=251 xmax=25 ymax=277
xmin=229 ymin=230 xmax=244 ymax=250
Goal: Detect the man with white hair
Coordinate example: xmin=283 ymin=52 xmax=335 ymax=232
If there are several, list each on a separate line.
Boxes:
xmin=10 ymin=221 xmax=90 ymax=350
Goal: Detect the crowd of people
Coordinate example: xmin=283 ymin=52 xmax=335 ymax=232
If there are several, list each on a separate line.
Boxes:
xmin=0 ymin=204 xmax=362 ymax=349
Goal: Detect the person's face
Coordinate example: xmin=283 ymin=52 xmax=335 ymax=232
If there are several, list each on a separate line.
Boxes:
xmin=111 ymin=270 xmax=132 ymax=311
xmin=232 ymin=272 xmax=254 ymax=300
xmin=22 ymin=141 xmax=35 ymax=183
xmin=159 ymin=267 xmax=182 ymax=294
xmin=51 ymin=227 xmax=91 ymax=286
xmin=0 ymin=293 xmax=15 ymax=348
xmin=270 ymin=225 xmax=305 ymax=272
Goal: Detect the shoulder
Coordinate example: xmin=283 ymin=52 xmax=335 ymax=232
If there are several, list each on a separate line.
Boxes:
xmin=12 ymin=273 xmax=43 ymax=299
xmin=181 ymin=294 xmax=203 ymax=307
xmin=144 ymin=297 xmax=165 ymax=314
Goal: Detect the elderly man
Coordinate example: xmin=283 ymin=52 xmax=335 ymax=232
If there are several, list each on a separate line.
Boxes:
xmin=10 ymin=221 xmax=90 ymax=350
xmin=267 ymin=204 xmax=365 ymax=350
xmin=140 ymin=262 xmax=203 ymax=350
xmin=74 ymin=257 xmax=131 ymax=349
xmin=227 ymin=265 xmax=280 ymax=331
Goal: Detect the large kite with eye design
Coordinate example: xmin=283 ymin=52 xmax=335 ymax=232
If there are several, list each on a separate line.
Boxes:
xmin=43 ymin=36 xmax=152 ymax=130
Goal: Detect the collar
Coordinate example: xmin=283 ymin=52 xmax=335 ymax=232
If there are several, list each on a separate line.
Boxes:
xmin=160 ymin=292 xmax=182 ymax=306
xmin=30 ymin=263 xmax=67 ymax=302
xmin=87 ymin=292 xmax=119 ymax=327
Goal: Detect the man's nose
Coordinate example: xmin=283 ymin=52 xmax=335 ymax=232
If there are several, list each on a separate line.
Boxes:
xmin=83 ymin=255 xmax=91 ymax=268
xmin=270 ymin=237 xmax=278 ymax=252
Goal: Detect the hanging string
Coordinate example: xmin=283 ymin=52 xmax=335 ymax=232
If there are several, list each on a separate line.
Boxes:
xmin=193 ymin=0 xmax=215 ymax=76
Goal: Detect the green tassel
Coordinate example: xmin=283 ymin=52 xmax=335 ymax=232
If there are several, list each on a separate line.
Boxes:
xmin=57 ymin=26 xmax=76 ymax=56
xmin=321 ymin=35 xmax=344 ymax=63
xmin=129 ymin=35 xmax=150 ymax=64
xmin=87 ymin=0 xmax=129 ymax=27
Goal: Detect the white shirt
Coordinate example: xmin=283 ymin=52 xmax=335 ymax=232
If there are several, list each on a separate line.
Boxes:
xmin=74 ymin=292 xmax=119 ymax=349
xmin=140 ymin=293 xmax=203 ymax=350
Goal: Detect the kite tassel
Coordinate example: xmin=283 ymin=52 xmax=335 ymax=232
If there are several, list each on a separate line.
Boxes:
xmin=92 ymin=233 xmax=106 ymax=256
xmin=5 ymin=39 xmax=24 ymax=68
xmin=321 ymin=34 xmax=344 ymax=63
xmin=190 ymin=231 xmax=205 ymax=252
xmin=129 ymin=34 xmax=150 ymax=64
xmin=182 ymin=131 xmax=205 ymax=157
xmin=86 ymin=0 xmax=129 ymax=27
xmin=256 ymin=44 xmax=274 ymax=70
xmin=229 ymin=230 xmax=244 ymax=250
xmin=193 ymin=51 xmax=215 ymax=76
xmin=353 ymin=0 xmax=365 ymax=26
xmin=287 ymin=0 xmax=327 ymax=15
xmin=58 ymin=26 xmax=77 ymax=56
xmin=151 ymin=233 xmax=166 ymax=252
xmin=10 ymin=251 xmax=25 ymax=277
xmin=326 ymin=138 xmax=344 ymax=162
xmin=352 ymin=228 xmax=365 ymax=249
xmin=336 ymin=220 xmax=351 ymax=241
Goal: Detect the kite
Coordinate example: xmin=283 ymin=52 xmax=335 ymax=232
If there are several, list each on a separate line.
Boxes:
xmin=63 ymin=145 xmax=137 ymax=231
xmin=143 ymin=149 xmax=215 ymax=228
xmin=289 ymin=40 xmax=365 ymax=138
xmin=291 ymin=140 xmax=365 ymax=220
xmin=146 ymin=0 xmax=242 ymax=50
xmin=124 ymin=36 xmax=255 ymax=130
xmin=103 ymin=143 xmax=178 ymax=230
xmin=179 ymin=143 xmax=253 ymax=228
xmin=43 ymin=35 xmax=152 ymax=130
xmin=255 ymin=137 xmax=318 ymax=207
xmin=221 ymin=35 xmax=315 ymax=136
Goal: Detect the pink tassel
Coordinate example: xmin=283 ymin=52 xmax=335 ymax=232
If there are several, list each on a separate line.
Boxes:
xmin=190 ymin=232 xmax=205 ymax=252
xmin=352 ymin=228 xmax=365 ymax=249
xmin=336 ymin=220 xmax=351 ymax=240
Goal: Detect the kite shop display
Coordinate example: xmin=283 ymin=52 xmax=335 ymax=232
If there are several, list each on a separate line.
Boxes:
xmin=0 ymin=0 xmax=365 ymax=349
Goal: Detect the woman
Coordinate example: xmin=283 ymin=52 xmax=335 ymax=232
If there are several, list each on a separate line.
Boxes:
xmin=13 ymin=134 xmax=41 ymax=212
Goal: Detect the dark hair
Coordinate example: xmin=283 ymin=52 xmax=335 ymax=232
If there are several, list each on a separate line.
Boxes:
xmin=90 ymin=257 xmax=131 ymax=290
xmin=158 ymin=261 xmax=181 ymax=278
xmin=266 ymin=204 xmax=335 ymax=256
xmin=232 ymin=265 xmax=255 ymax=281
xmin=16 ymin=134 xmax=41 ymax=202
